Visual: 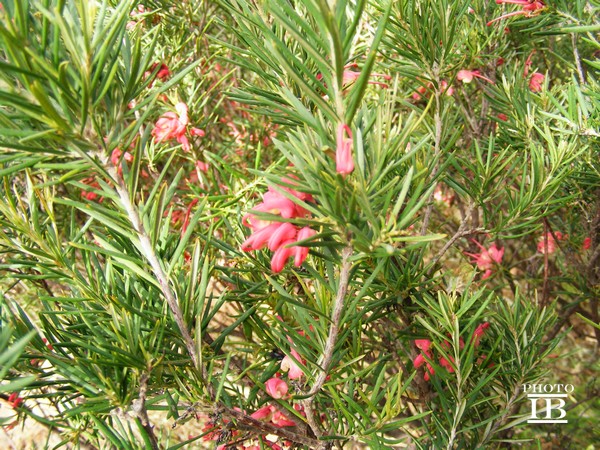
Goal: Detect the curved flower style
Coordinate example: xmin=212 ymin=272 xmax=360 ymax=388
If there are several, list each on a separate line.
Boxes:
xmin=457 ymin=69 xmax=494 ymax=84
xmin=487 ymin=0 xmax=545 ymax=26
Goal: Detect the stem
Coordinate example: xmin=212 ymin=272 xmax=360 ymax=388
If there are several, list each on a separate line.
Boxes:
xmin=131 ymin=372 xmax=159 ymax=450
xmin=420 ymin=75 xmax=443 ymax=236
xmin=308 ymin=245 xmax=353 ymax=397
xmin=102 ymin=154 xmax=199 ymax=369
xmin=427 ymin=202 xmax=484 ymax=276
xmin=446 ymin=330 xmax=464 ymax=450
xmin=479 ymin=382 xmax=523 ymax=446
xmin=299 ymin=245 xmax=353 ymax=443
xmin=571 ymin=33 xmax=586 ymax=85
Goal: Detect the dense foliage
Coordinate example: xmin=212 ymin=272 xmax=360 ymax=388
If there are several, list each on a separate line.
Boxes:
xmin=0 ymin=0 xmax=598 ymax=449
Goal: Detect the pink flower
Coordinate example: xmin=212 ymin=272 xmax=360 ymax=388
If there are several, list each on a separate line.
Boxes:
xmin=241 ymin=178 xmax=317 ymax=272
xmin=241 ymin=223 xmax=282 ymax=252
xmin=583 ymin=237 xmax=592 ymax=250
xmin=465 ymin=240 xmax=504 ymax=279
xmin=80 ymin=178 xmax=103 ymax=202
xmin=423 ymin=363 xmax=434 ymax=381
xmin=487 ymin=0 xmax=545 ymax=26
xmin=265 ymin=377 xmax=288 ymax=399
xmin=271 ymin=410 xmax=296 ymax=427
xmin=529 ymin=72 xmax=545 ymax=92
xmin=267 ymin=223 xmax=298 ymax=251
xmin=317 ymin=63 xmax=391 ymax=89
xmin=252 ymin=191 xmax=299 ymax=220
xmin=457 ymin=69 xmax=494 ymax=84
xmin=7 ymin=392 xmax=23 ymax=409
xmin=415 ymin=339 xmax=432 ymax=352
xmin=537 ymin=231 xmax=565 ymax=254
xmin=196 ymin=160 xmax=209 ymax=173
xmin=292 ymin=227 xmax=317 ymax=267
xmin=473 ymin=322 xmax=490 ymax=347
xmin=271 ymin=240 xmax=295 ymax=273
xmin=342 ymin=63 xmax=391 ymax=88
xmin=281 ymin=348 xmax=304 ymax=380
xmin=438 ymin=356 xmax=455 ymax=373
xmin=441 ymin=80 xmax=454 ymax=96
xmin=336 ymin=123 xmax=354 ymax=175
xmin=413 ymin=339 xmax=433 ymax=378
xmin=152 ymin=102 xmax=202 ymax=152
xmin=250 ymin=405 xmax=274 ymax=421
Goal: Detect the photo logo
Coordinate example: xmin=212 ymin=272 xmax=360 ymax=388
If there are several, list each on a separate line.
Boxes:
xmin=523 ymin=383 xmax=572 ymax=424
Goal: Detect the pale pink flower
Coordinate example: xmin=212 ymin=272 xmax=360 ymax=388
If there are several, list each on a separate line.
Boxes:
xmin=537 ymin=231 xmax=564 ymax=254
xmin=336 ymin=123 xmax=354 ymax=175
xmin=196 ymin=160 xmax=209 ymax=173
xmin=441 ymin=80 xmax=454 ymax=96
xmin=152 ymin=105 xmax=188 ymax=142
xmin=342 ymin=63 xmax=391 ymax=88
xmin=281 ymin=348 xmax=304 ymax=380
xmin=457 ymin=69 xmax=494 ymax=84
xmin=317 ymin=63 xmax=391 ymax=89
xmin=265 ymin=378 xmax=288 ymax=399
xmin=465 ymin=241 xmax=504 ymax=279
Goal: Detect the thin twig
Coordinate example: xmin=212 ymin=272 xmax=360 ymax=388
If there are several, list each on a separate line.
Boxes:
xmin=131 ymin=372 xmax=159 ymax=450
xmin=420 ymin=76 xmax=443 ymax=236
xmin=298 ymin=245 xmax=353 ymax=443
xmin=307 ymin=245 xmax=353 ymax=397
xmin=571 ymin=33 xmax=586 ymax=85
xmin=102 ymin=154 xmax=199 ymax=370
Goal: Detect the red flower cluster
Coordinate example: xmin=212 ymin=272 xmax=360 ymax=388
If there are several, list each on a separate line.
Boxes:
xmin=144 ymin=62 xmax=170 ymax=87
xmin=80 ymin=177 xmax=103 ymax=202
xmin=242 ymin=178 xmax=317 ymax=273
xmin=413 ymin=323 xmax=490 ymax=381
xmin=6 ymin=392 xmax=23 ymax=409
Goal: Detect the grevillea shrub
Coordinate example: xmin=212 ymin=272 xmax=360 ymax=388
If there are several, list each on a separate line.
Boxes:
xmin=0 ymin=0 xmax=598 ymax=448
